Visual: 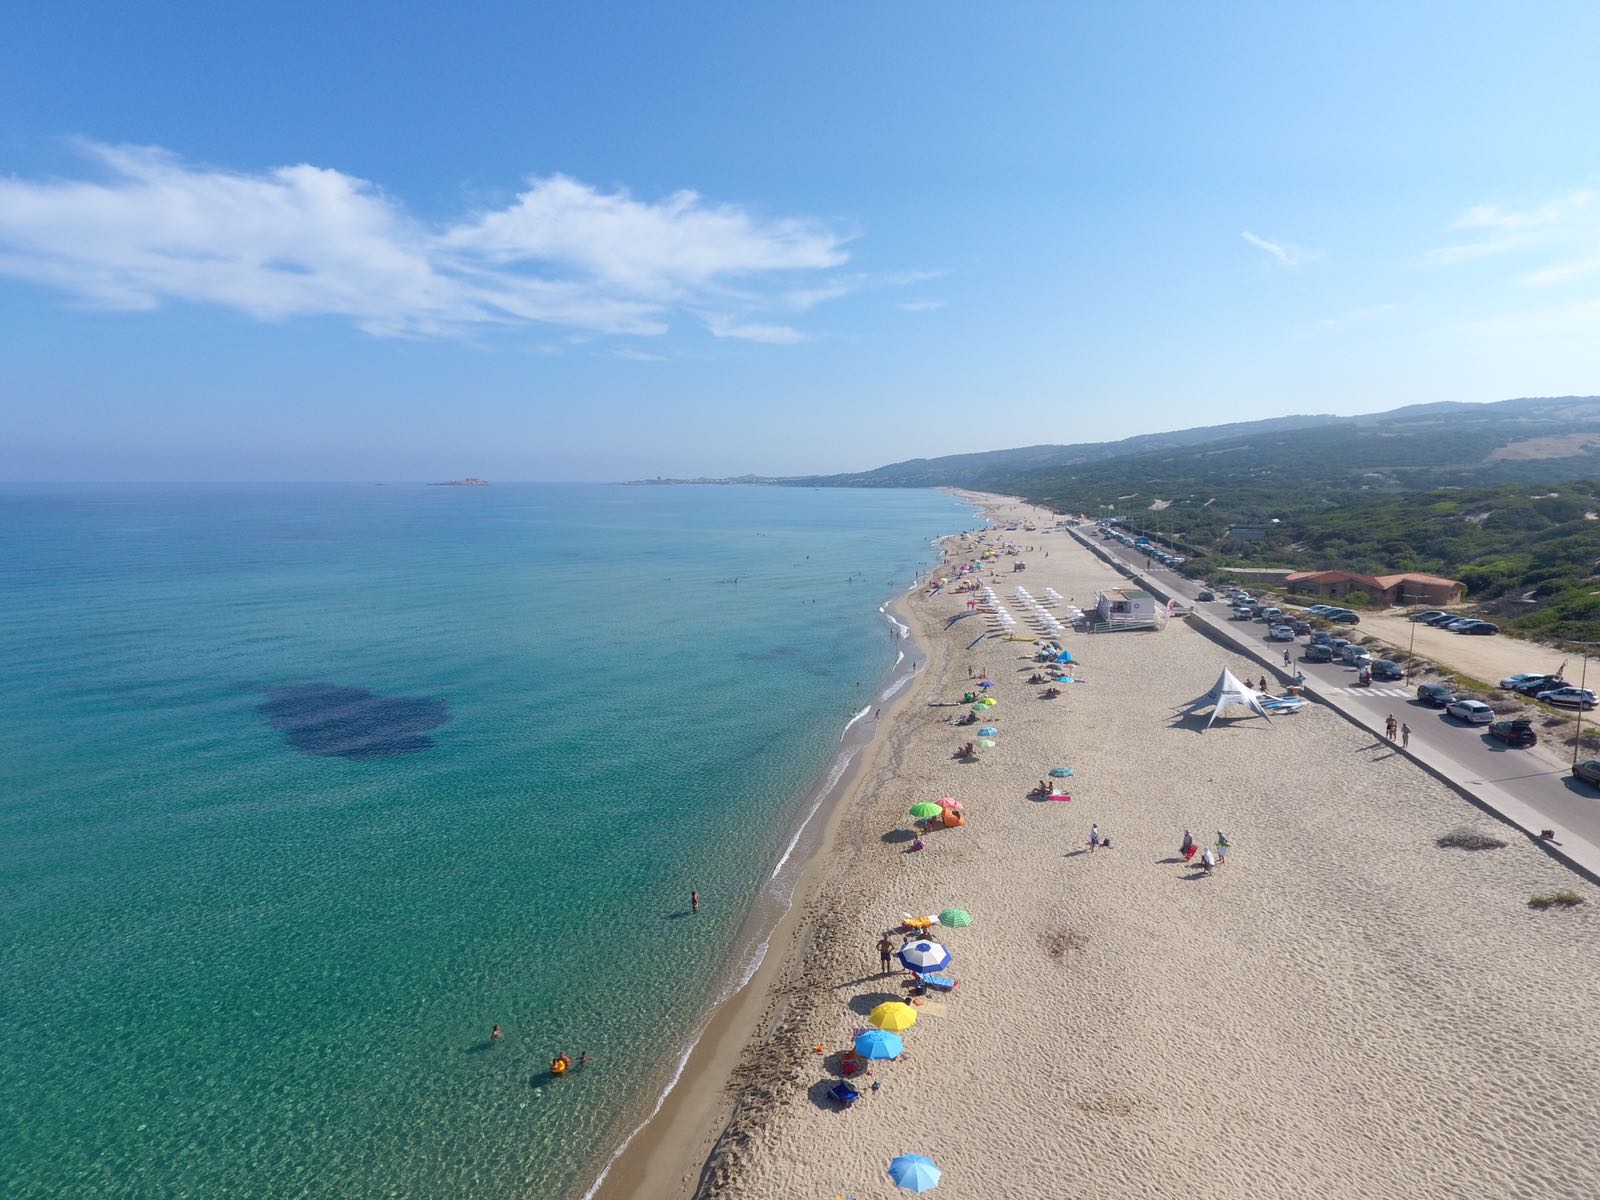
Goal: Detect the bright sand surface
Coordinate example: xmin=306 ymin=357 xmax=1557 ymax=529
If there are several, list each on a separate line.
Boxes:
xmin=1352 ymin=609 xmax=1571 ymax=688
xmin=660 ymin=492 xmax=1600 ymax=1200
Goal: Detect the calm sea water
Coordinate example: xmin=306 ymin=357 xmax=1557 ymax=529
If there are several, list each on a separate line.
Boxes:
xmin=0 ymin=483 xmax=967 ymax=1200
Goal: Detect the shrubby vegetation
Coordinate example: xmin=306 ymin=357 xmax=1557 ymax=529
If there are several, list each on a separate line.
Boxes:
xmin=798 ymin=396 xmax=1600 ymax=644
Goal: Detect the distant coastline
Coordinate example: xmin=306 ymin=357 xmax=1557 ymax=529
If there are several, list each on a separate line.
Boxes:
xmin=619 ymin=474 xmax=787 ymax=486
xmin=429 ymin=477 xmax=489 ymax=486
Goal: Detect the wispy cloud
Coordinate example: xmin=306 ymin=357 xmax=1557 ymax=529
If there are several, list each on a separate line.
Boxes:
xmin=702 ymin=314 xmax=808 ymax=344
xmin=899 ymin=299 xmax=944 ymax=312
xmin=1452 ymin=190 xmax=1594 ymax=231
xmin=1427 ymin=187 xmax=1597 ymax=272
xmin=1240 ymin=230 xmax=1319 ymax=269
xmin=0 ymin=141 xmax=851 ymax=341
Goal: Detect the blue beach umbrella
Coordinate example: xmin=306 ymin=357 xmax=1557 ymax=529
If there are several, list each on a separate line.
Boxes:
xmin=1049 ymin=767 xmax=1075 ymax=778
xmin=853 ymin=1029 xmax=904 ymax=1060
xmin=897 ymin=940 xmax=952 ymax=974
xmin=977 ymin=680 xmax=996 ymax=688
xmin=978 ymin=726 xmax=999 ymax=736
xmin=888 ymin=1154 xmax=942 ymax=1192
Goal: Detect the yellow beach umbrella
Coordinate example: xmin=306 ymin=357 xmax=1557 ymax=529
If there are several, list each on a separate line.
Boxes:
xmin=869 ymin=1001 xmax=918 ymax=1032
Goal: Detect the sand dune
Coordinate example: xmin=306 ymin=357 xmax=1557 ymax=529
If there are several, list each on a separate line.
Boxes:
xmin=700 ymin=495 xmax=1600 ymax=1200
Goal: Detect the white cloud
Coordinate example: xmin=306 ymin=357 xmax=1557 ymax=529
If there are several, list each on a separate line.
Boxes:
xmin=1428 ymin=187 xmax=1598 ymax=273
xmin=899 ymin=299 xmax=945 ymax=311
xmin=702 ymin=314 xmax=808 ymax=344
xmin=0 ymin=141 xmax=851 ymax=340
xmin=1452 ymin=190 xmax=1594 ymax=231
xmin=1240 ymin=230 xmax=1318 ymax=269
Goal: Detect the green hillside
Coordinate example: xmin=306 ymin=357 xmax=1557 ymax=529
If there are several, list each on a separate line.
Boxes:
xmin=794 ymin=396 xmax=1600 ymax=642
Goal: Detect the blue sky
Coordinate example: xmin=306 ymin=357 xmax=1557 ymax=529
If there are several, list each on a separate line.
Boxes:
xmin=3 ymin=1 xmax=1599 ymax=480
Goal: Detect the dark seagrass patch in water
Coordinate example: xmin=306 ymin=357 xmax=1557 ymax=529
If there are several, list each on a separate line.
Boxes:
xmin=257 ymin=684 xmax=451 ymax=760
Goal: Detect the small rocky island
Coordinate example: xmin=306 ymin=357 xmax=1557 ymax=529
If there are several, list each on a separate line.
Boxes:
xmin=430 ymin=477 xmax=489 ymax=486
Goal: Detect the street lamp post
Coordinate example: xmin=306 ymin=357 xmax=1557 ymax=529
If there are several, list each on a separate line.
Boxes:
xmin=1573 ymin=649 xmax=1595 ymax=767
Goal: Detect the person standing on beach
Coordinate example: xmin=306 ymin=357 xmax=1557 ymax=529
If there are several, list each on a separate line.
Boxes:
xmin=1401 ymin=722 xmax=1411 ymax=748
xmin=1088 ymin=824 xmax=1102 ymax=853
xmin=691 ymin=890 xmax=699 ymax=914
xmin=877 ymin=935 xmax=895 ymax=973
xmin=1200 ymin=846 xmax=1216 ymax=874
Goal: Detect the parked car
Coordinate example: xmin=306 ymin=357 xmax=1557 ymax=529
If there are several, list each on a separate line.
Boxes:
xmin=1446 ymin=699 xmax=1495 ymax=724
xmin=1536 ymin=686 xmax=1598 ymax=710
xmin=1329 ymin=610 xmax=1361 ymax=624
xmin=1289 ymin=619 xmax=1311 ymax=635
xmin=1371 ymin=659 xmax=1404 ymax=681
xmin=1232 ymin=606 xmax=1254 ymax=620
xmin=1309 ymin=630 xmax=1332 ymax=644
xmin=1416 ymin=683 xmax=1455 ymax=707
xmin=1501 ymin=672 xmax=1546 ymax=690
xmin=1425 ymin=612 xmax=1460 ymax=626
xmin=1260 ymin=606 xmax=1283 ymax=621
xmin=1340 ymin=644 xmax=1373 ymax=666
xmin=1571 ymin=759 xmax=1600 ymax=788
xmin=1305 ymin=604 xmax=1334 ymax=616
xmin=1197 ymin=589 xmax=1216 ymax=602
xmin=1463 ymin=622 xmax=1499 ymax=635
xmin=1326 ymin=638 xmax=1351 ymax=655
xmin=1410 ymin=610 xmax=1447 ymax=623
xmin=1268 ymin=624 xmax=1296 ymax=641
xmin=1488 ymin=719 xmax=1537 ymax=747
xmin=1443 ymin=619 xmax=1478 ymax=632
xmin=1511 ymin=674 xmax=1564 ymax=696
xmin=1304 ymin=643 xmax=1335 ymax=662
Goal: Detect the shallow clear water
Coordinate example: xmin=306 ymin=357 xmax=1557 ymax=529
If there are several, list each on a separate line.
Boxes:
xmin=0 ymin=483 xmax=966 ymax=1200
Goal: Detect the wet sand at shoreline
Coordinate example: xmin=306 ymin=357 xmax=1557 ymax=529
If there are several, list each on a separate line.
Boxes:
xmin=598 ymin=491 xmax=1600 ymax=1200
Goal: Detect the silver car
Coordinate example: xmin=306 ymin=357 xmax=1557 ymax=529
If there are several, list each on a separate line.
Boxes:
xmin=1446 ymin=699 xmax=1494 ymax=724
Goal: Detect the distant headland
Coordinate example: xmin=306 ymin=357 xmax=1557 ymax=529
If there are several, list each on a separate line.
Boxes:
xmin=429 ymin=477 xmax=489 ymax=486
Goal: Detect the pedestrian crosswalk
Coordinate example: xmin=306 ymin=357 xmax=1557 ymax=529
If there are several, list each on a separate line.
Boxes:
xmin=1325 ymin=686 xmax=1410 ymax=697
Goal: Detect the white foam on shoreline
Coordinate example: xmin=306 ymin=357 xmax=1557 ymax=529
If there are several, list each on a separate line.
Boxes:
xmin=771 ymin=745 xmax=859 ymax=880
xmin=839 ymin=704 xmax=871 ymax=741
xmin=582 ymin=537 xmax=949 ymax=1200
xmin=579 ymin=1035 xmax=702 ymax=1200
xmin=879 ymin=672 xmax=913 ymax=702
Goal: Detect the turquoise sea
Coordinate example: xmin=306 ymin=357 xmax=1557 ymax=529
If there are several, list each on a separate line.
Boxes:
xmin=0 ymin=483 xmax=967 ymax=1200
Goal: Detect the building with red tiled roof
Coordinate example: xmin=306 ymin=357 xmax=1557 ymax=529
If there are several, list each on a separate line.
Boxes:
xmin=1285 ymin=570 xmax=1464 ymax=606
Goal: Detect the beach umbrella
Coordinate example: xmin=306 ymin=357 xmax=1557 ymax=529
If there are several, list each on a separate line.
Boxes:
xmin=1049 ymin=767 xmax=1075 ymax=778
xmin=938 ymin=908 xmax=972 ymax=928
xmin=909 ymin=802 xmax=943 ymax=819
xmin=977 ymin=726 xmax=998 ymax=736
xmin=869 ymin=1001 xmax=918 ymax=1031
xmin=977 ymin=680 xmax=996 ymax=688
xmin=888 ymin=1154 xmax=942 ymax=1192
xmin=937 ymin=797 xmax=963 ymax=811
xmin=897 ymin=940 xmax=952 ymax=974
xmin=976 ymin=738 xmax=996 ymax=749
xmin=853 ymin=1029 xmax=904 ymax=1060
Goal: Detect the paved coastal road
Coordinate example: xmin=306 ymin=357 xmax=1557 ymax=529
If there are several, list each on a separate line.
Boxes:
xmin=1072 ymin=528 xmax=1600 ymax=875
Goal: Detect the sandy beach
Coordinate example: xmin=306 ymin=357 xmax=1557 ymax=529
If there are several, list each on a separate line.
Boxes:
xmin=601 ymin=490 xmax=1600 ymax=1200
